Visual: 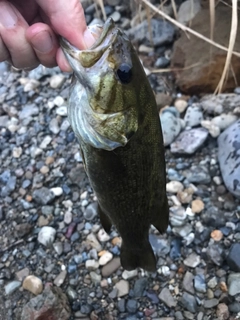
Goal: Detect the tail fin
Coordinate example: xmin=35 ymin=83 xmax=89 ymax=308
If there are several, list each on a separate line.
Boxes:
xmin=120 ymin=241 xmax=156 ymax=272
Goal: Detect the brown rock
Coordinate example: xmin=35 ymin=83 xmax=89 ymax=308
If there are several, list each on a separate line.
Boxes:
xmin=101 ymin=258 xmax=121 ymax=277
xmin=191 ymin=199 xmax=205 ymax=213
xmin=211 ymin=230 xmax=223 ymax=242
xmin=216 ymin=303 xmax=229 ymax=320
xmin=22 ymin=275 xmax=43 ymax=295
xmin=21 ymin=285 xmax=71 ymax=320
xmin=171 ymin=5 xmax=240 ymax=94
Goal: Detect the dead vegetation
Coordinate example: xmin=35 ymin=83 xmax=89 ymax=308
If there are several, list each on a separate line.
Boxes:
xmin=92 ymin=0 xmax=239 ymax=93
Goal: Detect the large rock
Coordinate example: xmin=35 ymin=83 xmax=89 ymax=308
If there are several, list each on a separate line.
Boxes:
xmin=171 ymin=5 xmax=240 ymax=94
xmin=21 ymin=285 xmax=71 ymax=320
xmin=218 ymin=120 xmax=240 ymax=198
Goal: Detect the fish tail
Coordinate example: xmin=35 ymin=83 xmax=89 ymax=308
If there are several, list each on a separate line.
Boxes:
xmin=120 ymin=241 xmax=156 ymax=272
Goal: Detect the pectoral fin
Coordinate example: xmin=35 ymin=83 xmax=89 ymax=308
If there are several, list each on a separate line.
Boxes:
xmin=151 ymin=196 xmax=169 ymax=234
xmin=97 ymin=203 xmax=112 ymax=233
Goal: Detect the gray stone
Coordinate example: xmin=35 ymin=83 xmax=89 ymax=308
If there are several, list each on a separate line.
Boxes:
xmin=182 ymin=165 xmax=211 ymax=184
xmin=218 ymin=120 xmax=240 ymax=198
xmin=38 ymin=226 xmax=56 ymax=247
xmin=226 ymin=243 xmax=240 ymax=271
xmin=204 ymin=298 xmax=218 ymax=308
xmin=127 ymin=19 xmax=176 ymax=47
xmin=183 ymin=253 xmax=201 ymax=268
xmin=171 ymin=128 xmax=208 ymax=154
xmin=228 ymin=273 xmax=240 ymax=296
xmin=126 ymin=299 xmax=138 ymax=313
xmin=184 ymin=103 xmax=203 ymax=127
xmin=183 ymin=271 xmax=195 ymax=294
xmin=180 ymin=292 xmax=197 ymax=313
xmin=159 ymin=287 xmax=176 ymax=308
xmin=160 ymin=107 xmax=182 ymax=146
xmin=19 ymin=104 xmax=39 ymax=119
xmin=4 ymin=281 xmax=21 ymax=295
xmin=84 ymin=202 xmax=98 ymax=221
xmin=206 ymin=243 xmax=224 ymax=266
xmin=194 ymin=274 xmax=206 ymax=293
xmin=102 ymin=258 xmax=121 ymax=277
xmin=229 ymin=302 xmax=240 ymax=313
xmin=32 ymin=187 xmax=55 ymax=205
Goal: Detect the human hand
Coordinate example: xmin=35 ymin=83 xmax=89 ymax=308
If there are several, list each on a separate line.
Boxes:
xmin=0 ymin=0 xmax=96 ymax=71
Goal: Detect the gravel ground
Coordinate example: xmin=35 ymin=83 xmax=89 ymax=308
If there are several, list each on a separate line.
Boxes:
xmin=1 ymin=1 xmax=240 ymax=320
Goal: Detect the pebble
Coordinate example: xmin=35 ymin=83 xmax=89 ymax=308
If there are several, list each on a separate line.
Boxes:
xmin=201 ymin=120 xmax=220 ymax=138
xmin=115 ymin=280 xmax=130 ymax=297
xmin=155 ymin=56 xmax=170 ymax=68
xmin=84 ymin=202 xmax=98 ymax=221
xmin=122 ymin=269 xmax=138 ymax=280
xmin=183 ymin=271 xmax=195 ymax=294
xmin=15 ymin=268 xmax=30 ymax=281
xmin=22 ymin=275 xmax=43 ymax=295
xmin=228 ymin=273 xmax=240 ymax=296
xmin=133 ymin=278 xmax=148 ymax=297
xmin=171 ymin=128 xmax=208 ymax=154
xmin=160 ymin=107 xmax=182 ymax=146
xmin=174 ymin=99 xmax=188 ymax=113
xmin=86 ymin=233 xmax=102 ymax=252
xmin=12 ymin=146 xmax=22 ymax=158
xmin=101 ymin=258 xmax=121 ymax=277
xmin=226 ymin=243 xmax=240 ymax=271
xmin=177 ymin=0 xmax=201 ymax=24
xmin=32 ymin=187 xmax=55 ymax=205
xmin=64 ymin=210 xmax=72 ymax=224
xmin=218 ymin=119 xmax=240 ymax=198
xmin=97 ymin=228 xmax=110 ymax=242
xmin=208 ymin=277 xmax=218 ymax=289
xmin=126 ymin=299 xmax=138 ymax=313
xmin=216 ymin=303 xmax=229 ymax=320
xmin=204 ymin=298 xmax=219 ymax=308
xmin=180 ymin=292 xmax=197 ymax=313
xmin=53 ymin=242 xmax=63 ymax=256
xmin=211 ymin=230 xmax=223 ymax=241
xmin=184 ymin=103 xmax=203 ymax=127
xmin=194 ymin=274 xmax=206 ymax=293
xmin=49 ymin=74 xmax=65 ymax=88
xmin=50 ymin=187 xmax=63 ymax=196
xmin=109 ymin=11 xmax=121 ymax=22
xmin=211 ymin=113 xmax=237 ymax=130
xmin=166 ymin=181 xmax=184 ymax=193
xmin=191 ymin=199 xmax=204 ymax=213
xmin=53 ymin=270 xmax=67 ymax=286
xmin=182 ymin=165 xmax=211 ymax=184
xmin=39 ymin=135 xmax=52 ymax=149
xmin=37 ymin=226 xmax=56 ymax=246
xmin=99 ymin=251 xmax=113 ymax=266
xmin=90 ymin=271 xmax=101 ymax=284
xmin=85 ymin=260 xmax=99 ymax=271
xmin=5 ymin=281 xmax=21 ymax=295
xmin=159 ymin=287 xmax=176 ymax=308
xmin=56 ymin=105 xmax=67 ymax=116
xmin=183 ymin=253 xmax=201 ymax=268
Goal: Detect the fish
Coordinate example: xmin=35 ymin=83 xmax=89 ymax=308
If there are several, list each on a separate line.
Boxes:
xmin=60 ymin=18 xmax=169 ymax=272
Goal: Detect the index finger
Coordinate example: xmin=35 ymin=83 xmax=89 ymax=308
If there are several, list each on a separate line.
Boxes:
xmin=36 ymin=0 xmax=95 ymax=49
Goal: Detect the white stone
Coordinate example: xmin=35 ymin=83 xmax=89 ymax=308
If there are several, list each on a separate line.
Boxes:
xmin=97 ymin=228 xmax=110 ymax=242
xmin=50 ymin=187 xmax=63 ymax=196
xmin=122 ymin=269 xmax=138 ymax=280
xmin=56 ymin=106 xmax=67 ymax=116
xmin=53 ymin=95 xmax=65 ymax=107
xmin=99 ymin=251 xmax=113 ymax=266
xmin=12 ymin=147 xmax=22 ymax=158
xmin=115 ymin=280 xmax=130 ymax=297
xmin=39 ymin=136 xmax=52 ymax=149
xmin=22 ymin=275 xmax=43 ymax=295
xmin=64 ymin=210 xmax=72 ymax=224
xmin=174 ymin=99 xmax=188 ymax=113
xmin=212 ymin=114 xmax=238 ymax=131
xmin=166 ymin=181 xmax=184 ymax=193
xmin=85 ymin=259 xmax=99 ymax=270
xmin=37 ymin=226 xmax=56 ymax=246
xmin=49 ymin=74 xmax=65 ymax=88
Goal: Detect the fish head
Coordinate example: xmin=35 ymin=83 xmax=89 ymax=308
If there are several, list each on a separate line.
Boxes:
xmin=60 ymin=18 xmax=146 ymax=150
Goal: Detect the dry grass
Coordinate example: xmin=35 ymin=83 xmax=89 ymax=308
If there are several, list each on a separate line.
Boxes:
xmin=138 ymin=0 xmax=239 ymax=93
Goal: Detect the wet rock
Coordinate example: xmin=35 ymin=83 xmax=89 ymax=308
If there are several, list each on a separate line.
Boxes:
xmin=180 ymin=292 xmax=197 ymax=313
xmin=218 ymin=119 xmax=240 ymax=198
xmin=21 ymin=285 xmax=71 ymax=320
xmin=22 ymin=275 xmax=43 ymax=295
xmin=171 ymin=128 xmax=208 ymax=154
xmin=159 ymin=287 xmax=176 ymax=308
xmin=227 ymin=273 xmax=240 ymax=296
xmin=127 ymin=18 xmax=176 ymax=47
xmin=38 ymin=226 xmax=56 ymax=247
xmin=32 ymin=187 xmax=55 ymax=205
xmin=115 ymin=280 xmax=129 ymax=297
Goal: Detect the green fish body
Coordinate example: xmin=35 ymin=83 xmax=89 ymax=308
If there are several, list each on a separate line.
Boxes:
xmin=61 ymin=18 xmax=169 ymax=272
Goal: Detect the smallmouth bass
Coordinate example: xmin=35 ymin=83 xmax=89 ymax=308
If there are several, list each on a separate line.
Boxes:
xmin=61 ymin=18 xmax=169 ymax=272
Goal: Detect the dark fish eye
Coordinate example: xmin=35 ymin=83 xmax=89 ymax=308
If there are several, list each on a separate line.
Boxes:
xmin=117 ymin=63 xmax=132 ymax=84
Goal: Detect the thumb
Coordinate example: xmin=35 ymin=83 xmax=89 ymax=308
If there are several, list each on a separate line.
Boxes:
xmin=36 ymin=0 xmax=96 ymax=49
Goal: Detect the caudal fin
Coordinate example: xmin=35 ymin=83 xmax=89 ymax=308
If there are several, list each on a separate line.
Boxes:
xmin=120 ymin=241 xmax=156 ymax=272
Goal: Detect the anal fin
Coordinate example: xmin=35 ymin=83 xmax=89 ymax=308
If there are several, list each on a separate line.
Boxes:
xmin=97 ymin=203 xmax=112 ymax=233
xmin=151 ymin=195 xmax=169 ymax=234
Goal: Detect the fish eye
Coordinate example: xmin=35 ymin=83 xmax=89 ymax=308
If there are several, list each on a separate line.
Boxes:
xmin=117 ymin=63 xmax=132 ymax=84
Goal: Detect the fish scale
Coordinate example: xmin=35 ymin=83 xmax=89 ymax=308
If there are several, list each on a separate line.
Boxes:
xmin=61 ymin=18 xmax=169 ymax=271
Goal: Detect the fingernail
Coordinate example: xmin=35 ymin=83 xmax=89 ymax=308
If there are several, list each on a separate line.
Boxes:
xmin=83 ymin=28 xmax=98 ymax=49
xmin=32 ymin=31 xmax=53 ymax=53
xmin=0 ymin=3 xmax=18 ymax=28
